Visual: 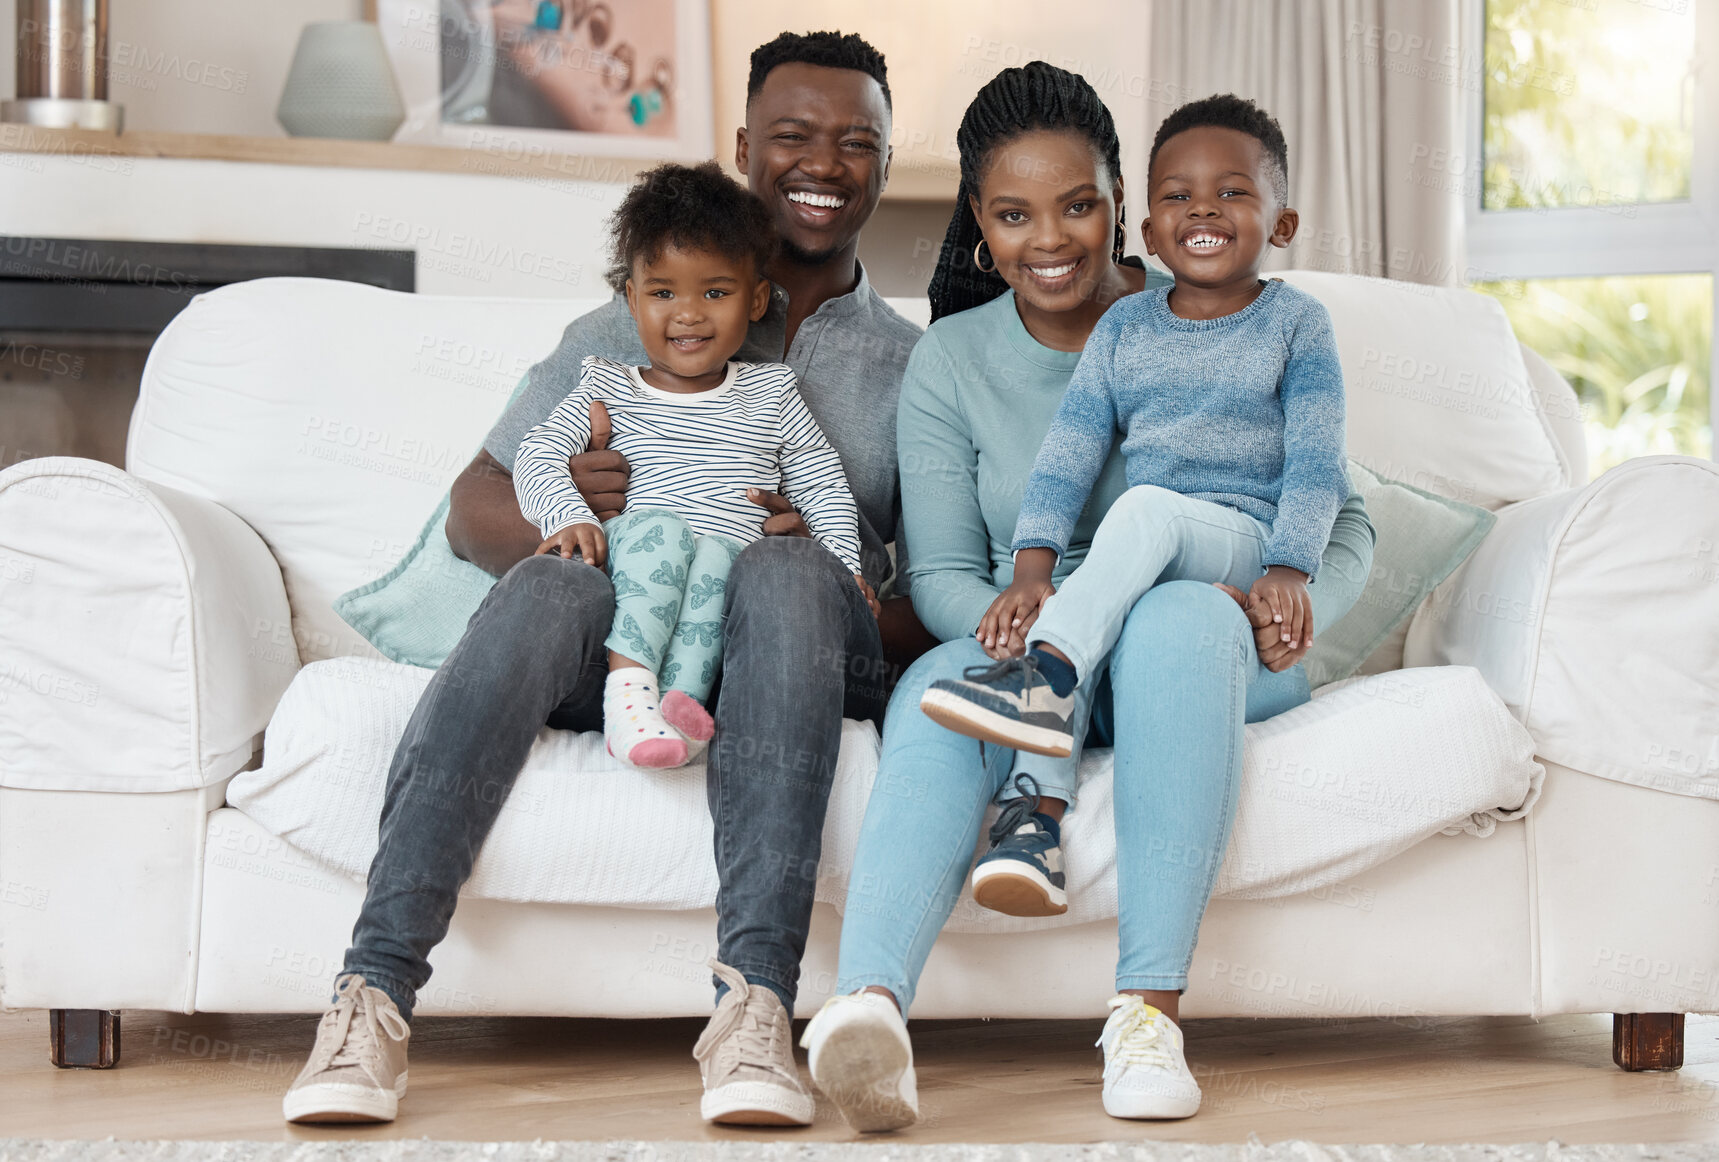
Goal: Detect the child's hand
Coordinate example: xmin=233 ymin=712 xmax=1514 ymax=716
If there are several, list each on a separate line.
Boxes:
xmin=977 ymin=578 xmax=1055 ymax=660
xmin=1248 ymin=565 xmax=1313 ymax=652
xmin=536 ymin=523 xmax=607 ymax=569
xmin=855 ymin=574 xmax=882 ymax=619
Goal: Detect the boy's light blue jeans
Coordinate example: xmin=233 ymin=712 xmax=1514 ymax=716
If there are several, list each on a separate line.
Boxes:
xmin=1031 ymin=484 xmax=1271 ymax=684
xmin=836 ymin=576 xmax=1351 ymax=1012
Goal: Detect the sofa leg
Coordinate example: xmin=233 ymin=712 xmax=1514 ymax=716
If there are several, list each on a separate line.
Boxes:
xmin=1613 ymin=1012 xmax=1683 ymax=1071
xmin=48 ymin=1009 xmax=121 ymax=1069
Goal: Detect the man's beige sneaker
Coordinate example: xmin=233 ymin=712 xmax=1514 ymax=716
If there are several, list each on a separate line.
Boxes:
xmin=282 ymin=974 xmax=411 ymax=1124
xmin=692 ymin=960 xmax=815 ymax=1126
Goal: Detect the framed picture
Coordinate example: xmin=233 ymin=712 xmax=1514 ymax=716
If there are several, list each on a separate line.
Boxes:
xmin=377 ymin=0 xmax=714 ymax=160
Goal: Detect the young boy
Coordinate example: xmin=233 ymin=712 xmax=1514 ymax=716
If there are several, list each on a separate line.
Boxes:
xmin=515 ymin=160 xmax=871 ymax=770
xmin=921 ymin=94 xmax=1349 ymax=915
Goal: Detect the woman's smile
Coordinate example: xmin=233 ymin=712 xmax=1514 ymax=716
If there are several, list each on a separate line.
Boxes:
xmin=1019 ymin=256 xmax=1085 ymax=293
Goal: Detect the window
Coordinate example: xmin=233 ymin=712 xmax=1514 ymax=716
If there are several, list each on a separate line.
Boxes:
xmin=1465 ymin=0 xmax=1716 ymax=476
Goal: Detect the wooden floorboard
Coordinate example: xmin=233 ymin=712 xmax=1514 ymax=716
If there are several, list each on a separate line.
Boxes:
xmin=2 ymin=1008 xmax=1715 ymax=1142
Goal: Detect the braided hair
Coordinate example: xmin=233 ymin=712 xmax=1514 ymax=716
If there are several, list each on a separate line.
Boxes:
xmin=927 ymin=61 xmax=1125 ymax=323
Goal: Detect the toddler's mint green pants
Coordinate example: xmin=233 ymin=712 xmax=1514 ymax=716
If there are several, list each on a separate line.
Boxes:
xmin=602 ymin=507 xmax=742 ymax=701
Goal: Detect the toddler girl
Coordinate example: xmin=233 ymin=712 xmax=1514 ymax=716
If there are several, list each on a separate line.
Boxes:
xmin=515 ymin=161 xmax=866 ymax=769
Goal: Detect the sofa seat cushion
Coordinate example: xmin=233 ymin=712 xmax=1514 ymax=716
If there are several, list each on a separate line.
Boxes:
xmin=228 ymin=659 xmax=1543 ymax=932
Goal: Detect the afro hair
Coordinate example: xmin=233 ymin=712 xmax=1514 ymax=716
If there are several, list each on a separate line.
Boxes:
xmin=606 ymin=160 xmax=777 ymax=291
xmin=747 ymin=30 xmax=890 ymax=111
xmin=1149 ymin=93 xmax=1289 ymax=205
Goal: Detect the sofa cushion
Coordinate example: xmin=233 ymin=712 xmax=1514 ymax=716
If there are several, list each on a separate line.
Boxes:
xmin=1302 ymin=461 xmax=1496 ymax=687
xmin=128 ymin=278 xmax=602 ymax=663
xmin=1277 ymin=271 xmax=1571 ymax=510
xmin=130 ymin=276 xmax=1573 ymax=666
xmin=228 ymin=658 xmax=1543 ymax=931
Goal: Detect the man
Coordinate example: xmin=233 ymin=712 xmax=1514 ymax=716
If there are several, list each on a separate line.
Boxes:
xmin=281 ymin=31 xmax=930 ymax=1128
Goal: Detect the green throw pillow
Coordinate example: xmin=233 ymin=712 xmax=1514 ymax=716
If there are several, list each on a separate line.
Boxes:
xmin=333 ymin=492 xmax=500 ymax=669
xmin=333 ymin=378 xmax=532 ymax=669
xmin=1302 ymin=462 xmax=1496 ymax=688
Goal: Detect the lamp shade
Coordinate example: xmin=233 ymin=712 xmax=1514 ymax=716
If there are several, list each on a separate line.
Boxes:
xmin=277 ymin=21 xmax=406 ymax=141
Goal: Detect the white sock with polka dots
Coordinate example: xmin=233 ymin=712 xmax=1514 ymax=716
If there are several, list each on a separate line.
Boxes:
xmin=604 ymin=669 xmax=688 ymax=769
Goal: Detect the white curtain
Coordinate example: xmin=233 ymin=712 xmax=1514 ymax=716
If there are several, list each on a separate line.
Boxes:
xmin=1148 ymin=0 xmax=1464 ymax=285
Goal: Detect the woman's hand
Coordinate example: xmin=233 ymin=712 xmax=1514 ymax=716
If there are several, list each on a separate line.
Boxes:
xmin=1214 ymin=581 xmax=1312 ymax=673
xmin=855 ymin=574 xmax=882 ymax=619
xmin=536 ymin=522 xmax=607 ymax=569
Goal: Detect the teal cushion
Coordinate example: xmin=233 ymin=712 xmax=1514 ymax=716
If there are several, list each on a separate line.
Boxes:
xmin=333 ymin=492 xmax=500 ymax=669
xmin=333 ymin=378 xmax=533 ymax=669
xmin=1302 ymin=462 xmax=1496 ymax=688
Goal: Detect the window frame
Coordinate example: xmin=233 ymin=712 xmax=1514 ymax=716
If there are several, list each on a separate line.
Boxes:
xmin=1462 ymin=0 xmax=1719 ymax=455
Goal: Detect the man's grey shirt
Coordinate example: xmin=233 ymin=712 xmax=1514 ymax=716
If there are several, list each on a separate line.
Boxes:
xmin=483 ymin=263 xmax=922 ymax=594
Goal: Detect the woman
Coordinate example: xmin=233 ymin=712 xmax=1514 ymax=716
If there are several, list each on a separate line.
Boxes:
xmin=797 ymin=63 xmax=1376 ymax=1128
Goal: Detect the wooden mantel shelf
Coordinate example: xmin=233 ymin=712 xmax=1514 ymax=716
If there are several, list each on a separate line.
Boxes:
xmin=0 ymin=122 xmax=960 ymax=201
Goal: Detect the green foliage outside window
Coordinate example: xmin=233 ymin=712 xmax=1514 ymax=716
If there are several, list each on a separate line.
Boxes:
xmin=1479 ymin=0 xmax=1708 ymax=476
xmin=1483 ymin=0 xmax=1694 ymax=210
xmin=1477 ymin=276 xmax=1712 ymax=474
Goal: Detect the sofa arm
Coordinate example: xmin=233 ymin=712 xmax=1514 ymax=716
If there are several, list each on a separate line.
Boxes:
xmin=0 ymin=457 xmax=299 ymax=792
xmin=1405 ymin=455 xmax=1719 ymax=795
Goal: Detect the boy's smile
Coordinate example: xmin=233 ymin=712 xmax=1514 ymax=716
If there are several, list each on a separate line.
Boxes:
xmin=1144 ymin=125 xmax=1298 ymax=317
xmin=625 ymin=244 xmax=771 ymax=392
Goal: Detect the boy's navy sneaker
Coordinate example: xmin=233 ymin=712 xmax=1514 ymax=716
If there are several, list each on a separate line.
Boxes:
xmin=972 ymin=783 xmax=1068 ymax=917
xmin=920 ymin=654 xmax=1076 ymax=757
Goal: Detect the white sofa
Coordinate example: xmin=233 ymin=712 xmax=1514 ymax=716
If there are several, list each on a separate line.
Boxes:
xmin=2 ymin=273 xmax=1716 ymax=1075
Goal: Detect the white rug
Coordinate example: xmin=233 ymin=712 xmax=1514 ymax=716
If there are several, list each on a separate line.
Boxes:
xmin=0 ymin=1142 xmax=1709 ymax=1162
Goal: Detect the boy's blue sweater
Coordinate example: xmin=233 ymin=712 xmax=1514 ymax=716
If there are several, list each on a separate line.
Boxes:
xmin=1011 ymin=279 xmax=1348 ymax=578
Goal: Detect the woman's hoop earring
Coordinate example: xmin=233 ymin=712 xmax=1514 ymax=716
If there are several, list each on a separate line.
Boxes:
xmin=1113 ymin=222 xmax=1126 ymax=263
xmin=973 ymin=238 xmax=996 ymax=274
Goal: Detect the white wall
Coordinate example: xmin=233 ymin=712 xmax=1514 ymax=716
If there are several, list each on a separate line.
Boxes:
xmin=0 ymin=152 xmax=622 ymax=297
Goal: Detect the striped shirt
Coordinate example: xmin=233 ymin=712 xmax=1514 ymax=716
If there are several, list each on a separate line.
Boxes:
xmin=515 ymin=356 xmax=864 ymax=575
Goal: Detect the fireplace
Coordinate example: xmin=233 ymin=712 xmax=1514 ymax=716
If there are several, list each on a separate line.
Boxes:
xmin=0 ymin=236 xmax=413 ymax=470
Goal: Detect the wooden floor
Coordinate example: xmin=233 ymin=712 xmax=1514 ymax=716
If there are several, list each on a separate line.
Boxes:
xmin=2 ymin=1008 xmax=1715 ymax=1143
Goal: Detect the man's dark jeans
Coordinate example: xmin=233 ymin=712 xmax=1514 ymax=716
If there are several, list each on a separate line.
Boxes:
xmin=342 ymin=535 xmax=885 ymax=1019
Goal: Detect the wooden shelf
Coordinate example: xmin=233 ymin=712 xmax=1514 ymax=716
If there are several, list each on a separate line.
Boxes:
xmin=0 ymin=122 xmax=959 ymax=200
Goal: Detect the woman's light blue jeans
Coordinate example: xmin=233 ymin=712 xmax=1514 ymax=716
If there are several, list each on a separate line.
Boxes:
xmin=835 ymin=580 xmax=1328 ymax=1011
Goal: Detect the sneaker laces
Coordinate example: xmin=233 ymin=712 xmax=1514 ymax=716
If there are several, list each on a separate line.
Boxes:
xmin=693 ymin=960 xmax=799 ymax=1087
xmin=317 ymin=975 xmax=408 ymax=1074
xmin=1101 ymin=995 xmax=1175 ymax=1070
xmin=988 ymin=772 xmax=1045 ymax=846
xmin=960 ymin=654 xmax=1040 ymax=692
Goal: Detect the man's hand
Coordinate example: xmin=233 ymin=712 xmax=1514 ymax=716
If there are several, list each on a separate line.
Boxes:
xmin=571 ymin=400 xmax=629 ymax=522
xmin=747 ymin=487 xmax=812 ymax=538
xmin=536 ymin=522 xmax=608 ymax=569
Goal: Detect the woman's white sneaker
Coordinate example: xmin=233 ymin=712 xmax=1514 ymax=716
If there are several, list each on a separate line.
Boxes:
xmin=1096 ymin=994 xmax=1201 ymax=1120
xmin=800 ymin=990 xmax=919 ymax=1132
